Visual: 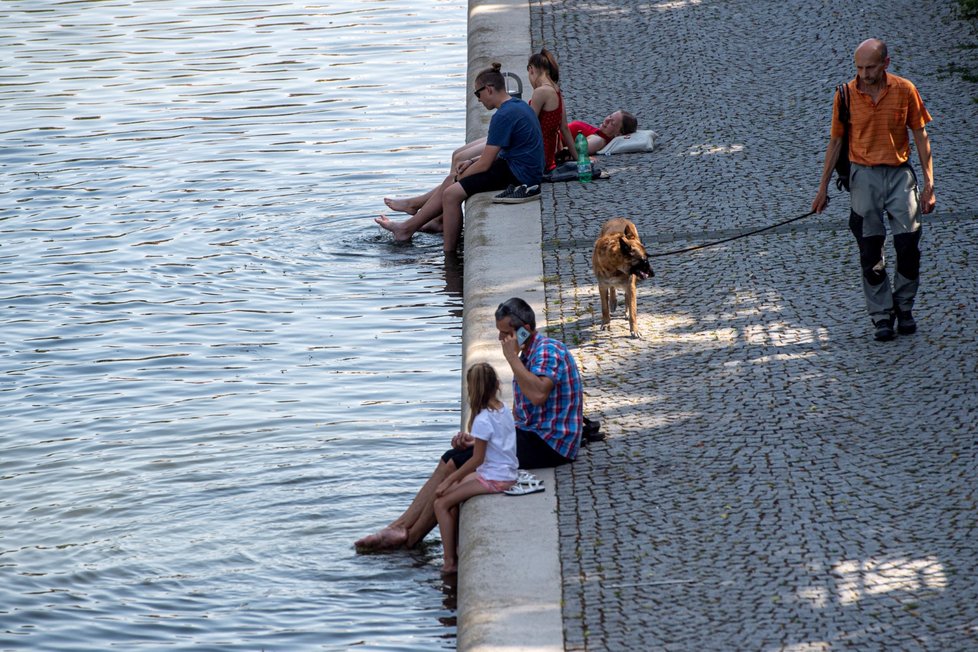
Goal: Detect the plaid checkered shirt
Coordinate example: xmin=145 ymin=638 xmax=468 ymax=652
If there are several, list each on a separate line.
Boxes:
xmin=513 ymin=333 xmax=583 ymax=460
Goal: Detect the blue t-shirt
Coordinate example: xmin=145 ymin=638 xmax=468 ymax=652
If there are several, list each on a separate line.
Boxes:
xmin=487 ymin=98 xmax=544 ymax=186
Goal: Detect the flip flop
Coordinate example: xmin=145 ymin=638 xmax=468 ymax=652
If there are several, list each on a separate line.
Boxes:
xmin=504 ymin=478 xmax=545 ymax=496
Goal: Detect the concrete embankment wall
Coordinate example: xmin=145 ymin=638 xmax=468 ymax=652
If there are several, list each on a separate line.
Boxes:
xmin=455 ymin=0 xmax=564 ymax=650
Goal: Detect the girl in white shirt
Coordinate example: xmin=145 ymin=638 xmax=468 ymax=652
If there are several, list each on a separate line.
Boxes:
xmin=433 ymin=362 xmax=518 ymax=574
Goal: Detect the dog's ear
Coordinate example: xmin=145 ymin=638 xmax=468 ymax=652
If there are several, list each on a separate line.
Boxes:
xmin=618 ymin=235 xmax=633 ymax=256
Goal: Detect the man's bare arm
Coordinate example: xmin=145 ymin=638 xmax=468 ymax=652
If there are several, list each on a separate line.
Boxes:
xmin=912 ymin=126 xmax=935 ymax=214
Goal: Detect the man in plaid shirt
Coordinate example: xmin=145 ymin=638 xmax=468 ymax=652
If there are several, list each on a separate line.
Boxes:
xmin=354 ymin=297 xmax=583 ymax=552
xmin=496 ymin=297 xmax=583 ymax=466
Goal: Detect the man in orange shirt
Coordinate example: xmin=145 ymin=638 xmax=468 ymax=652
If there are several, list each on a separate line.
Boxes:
xmin=812 ymin=38 xmax=936 ymax=342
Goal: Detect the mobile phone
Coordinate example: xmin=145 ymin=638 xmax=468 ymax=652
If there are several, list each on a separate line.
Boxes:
xmin=516 ymin=326 xmax=531 ymax=347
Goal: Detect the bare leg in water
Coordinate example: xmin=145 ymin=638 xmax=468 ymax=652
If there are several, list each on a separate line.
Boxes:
xmin=419 ymin=217 xmax=444 ymax=234
xmin=438 ymin=184 xmax=467 ymax=253
xmin=434 ymin=473 xmax=492 ymax=574
xmin=375 ymin=173 xmax=467 ymax=251
xmin=355 ymin=458 xmax=455 ymax=550
xmin=383 ymin=190 xmax=432 ymax=216
xmin=382 ymin=191 xmax=442 ymax=233
xmin=381 ymin=138 xmax=485 ymax=226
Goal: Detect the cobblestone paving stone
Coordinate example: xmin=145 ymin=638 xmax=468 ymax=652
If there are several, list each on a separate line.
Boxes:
xmin=528 ymin=0 xmax=978 ymax=649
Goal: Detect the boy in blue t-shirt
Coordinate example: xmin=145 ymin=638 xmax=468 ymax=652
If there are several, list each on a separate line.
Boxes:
xmin=375 ymin=64 xmax=543 ymax=253
xmin=484 ymin=93 xmax=544 ymax=188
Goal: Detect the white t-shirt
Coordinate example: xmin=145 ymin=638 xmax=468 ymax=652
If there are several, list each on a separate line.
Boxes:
xmin=472 ymin=403 xmax=518 ymax=482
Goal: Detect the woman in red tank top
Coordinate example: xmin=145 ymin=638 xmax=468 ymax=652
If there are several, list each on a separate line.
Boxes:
xmin=525 ymin=49 xmax=574 ymax=172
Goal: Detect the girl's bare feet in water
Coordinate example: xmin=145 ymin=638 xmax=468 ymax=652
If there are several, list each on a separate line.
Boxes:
xmin=440 ymin=561 xmax=458 ymax=575
xmin=355 ymin=526 xmax=408 ymax=551
xmin=374 ymin=215 xmax=412 ymax=242
xmin=383 ymin=197 xmax=417 ymax=215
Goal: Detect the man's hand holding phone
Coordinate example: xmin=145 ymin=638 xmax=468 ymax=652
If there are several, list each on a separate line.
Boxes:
xmin=501 ymin=327 xmax=528 ymax=362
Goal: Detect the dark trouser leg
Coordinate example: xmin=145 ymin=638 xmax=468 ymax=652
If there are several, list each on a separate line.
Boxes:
xmin=892 ymin=229 xmax=921 ymax=313
xmin=849 ymin=209 xmax=893 ymax=321
xmin=885 ymin=165 xmax=923 ymax=314
xmin=515 ymin=428 xmax=571 ymax=469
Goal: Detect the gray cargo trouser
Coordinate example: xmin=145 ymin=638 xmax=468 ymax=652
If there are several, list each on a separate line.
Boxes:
xmin=848 ymin=162 xmax=922 ymax=321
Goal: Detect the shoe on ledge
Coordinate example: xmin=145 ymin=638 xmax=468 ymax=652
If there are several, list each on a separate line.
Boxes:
xmin=493 ymin=184 xmax=541 ymax=204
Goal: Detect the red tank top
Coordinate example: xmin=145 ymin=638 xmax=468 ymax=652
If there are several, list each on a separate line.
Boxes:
xmin=532 ymin=90 xmax=564 ymax=171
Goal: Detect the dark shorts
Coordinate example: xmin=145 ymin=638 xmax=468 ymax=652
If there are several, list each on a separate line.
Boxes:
xmin=515 ymin=427 xmax=573 ymax=468
xmin=458 ymin=157 xmax=520 ymax=197
xmin=441 ymin=445 xmax=475 ymax=468
xmin=441 ymin=428 xmax=571 ymax=470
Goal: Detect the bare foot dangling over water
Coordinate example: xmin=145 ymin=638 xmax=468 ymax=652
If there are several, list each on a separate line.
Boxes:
xmin=355 ymin=526 xmax=408 ymax=552
xmin=383 ymin=197 xmax=417 ymax=215
xmin=375 ymin=215 xmax=412 ymax=242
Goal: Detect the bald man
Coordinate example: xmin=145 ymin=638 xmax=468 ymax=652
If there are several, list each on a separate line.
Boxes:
xmin=812 ymin=38 xmax=935 ymax=342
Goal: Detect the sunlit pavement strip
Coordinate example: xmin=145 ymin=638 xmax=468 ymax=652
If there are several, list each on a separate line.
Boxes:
xmin=531 ymin=0 xmax=978 ymax=650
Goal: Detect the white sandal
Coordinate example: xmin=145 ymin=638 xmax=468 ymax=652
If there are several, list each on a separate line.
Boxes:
xmin=504 ymin=477 xmax=545 ymax=496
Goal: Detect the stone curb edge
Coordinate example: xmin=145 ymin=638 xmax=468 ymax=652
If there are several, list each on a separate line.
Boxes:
xmin=455 ymin=0 xmax=564 ymax=650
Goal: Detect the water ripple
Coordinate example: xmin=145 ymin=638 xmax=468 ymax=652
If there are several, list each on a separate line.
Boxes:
xmin=0 ymin=0 xmax=467 ymax=649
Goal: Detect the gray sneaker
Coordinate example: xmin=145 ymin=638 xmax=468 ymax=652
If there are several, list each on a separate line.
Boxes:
xmin=493 ymin=184 xmax=540 ymax=204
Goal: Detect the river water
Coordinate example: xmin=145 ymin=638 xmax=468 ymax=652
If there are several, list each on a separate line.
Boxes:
xmin=0 ymin=0 xmax=468 ymax=649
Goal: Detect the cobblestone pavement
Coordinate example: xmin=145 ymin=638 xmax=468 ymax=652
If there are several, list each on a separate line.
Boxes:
xmin=529 ymin=0 xmax=978 ymax=649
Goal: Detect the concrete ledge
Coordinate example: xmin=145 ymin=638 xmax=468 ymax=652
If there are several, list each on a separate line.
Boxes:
xmin=457 ymin=197 xmax=563 ymax=652
xmin=455 ymin=467 xmax=560 ymax=652
xmin=456 ymin=0 xmax=564 ymax=650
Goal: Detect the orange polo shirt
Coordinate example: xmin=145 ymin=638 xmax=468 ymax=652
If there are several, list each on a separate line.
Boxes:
xmin=831 ymin=72 xmax=932 ymax=167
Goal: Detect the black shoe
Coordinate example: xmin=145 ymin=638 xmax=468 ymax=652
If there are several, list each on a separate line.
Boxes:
xmin=873 ymin=317 xmax=895 ymax=341
xmin=493 ymin=184 xmax=516 ymax=201
xmin=896 ymin=309 xmax=916 ymax=335
xmin=583 ymin=416 xmax=604 ymax=442
xmin=492 ymin=184 xmax=541 ymax=204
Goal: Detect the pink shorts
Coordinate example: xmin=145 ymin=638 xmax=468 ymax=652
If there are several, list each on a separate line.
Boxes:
xmin=476 ymin=474 xmax=517 ymax=493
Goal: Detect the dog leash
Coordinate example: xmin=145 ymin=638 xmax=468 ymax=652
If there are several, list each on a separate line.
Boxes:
xmin=649 ymin=206 xmax=820 ymax=258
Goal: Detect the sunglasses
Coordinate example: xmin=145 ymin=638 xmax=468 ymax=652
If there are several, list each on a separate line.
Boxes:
xmin=496 ymin=301 xmax=526 ymax=327
xmin=473 ymin=85 xmax=487 ymax=99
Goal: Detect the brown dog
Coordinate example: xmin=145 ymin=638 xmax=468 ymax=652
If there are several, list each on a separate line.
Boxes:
xmin=591 ymin=218 xmax=654 ymax=337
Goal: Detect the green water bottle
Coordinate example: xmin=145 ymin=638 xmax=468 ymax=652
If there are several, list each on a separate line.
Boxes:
xmin=575 ymin=132 xmax=591 ymax=184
